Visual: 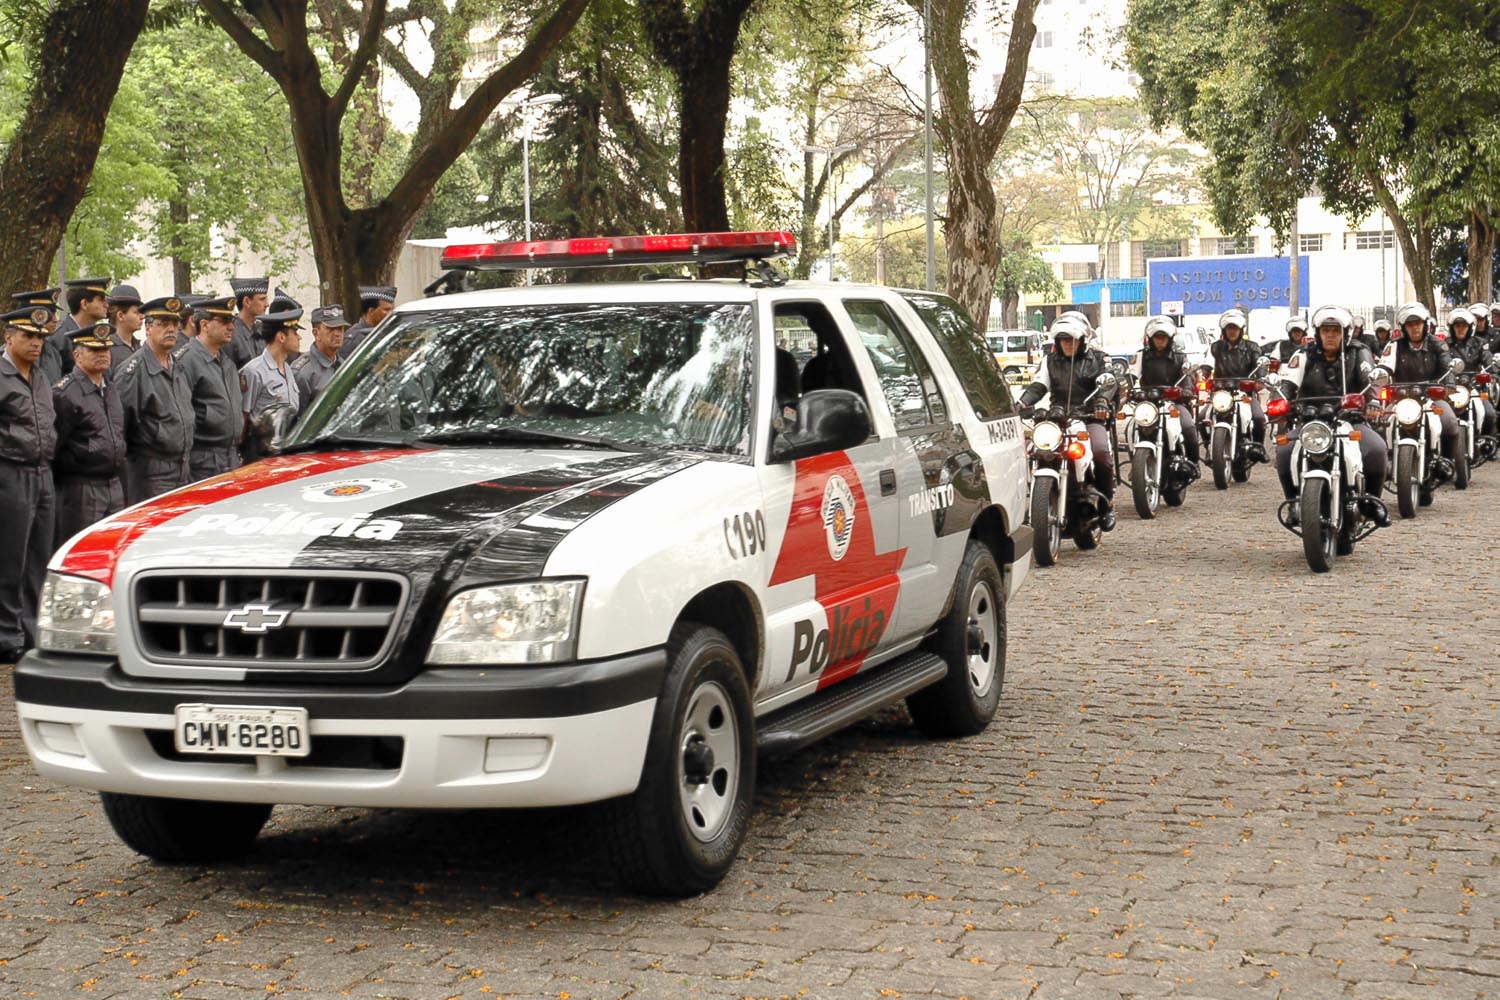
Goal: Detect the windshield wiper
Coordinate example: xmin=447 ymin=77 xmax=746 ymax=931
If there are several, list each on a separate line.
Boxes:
xmin=278 ymin=433 xmax=417 ymax=455
xmin=411 ymin=425 xmax=642 ymax=452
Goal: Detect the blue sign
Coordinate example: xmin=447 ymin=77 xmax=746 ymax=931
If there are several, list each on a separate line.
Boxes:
xmin=1147 ymin=255 xmax=1311 ymax=314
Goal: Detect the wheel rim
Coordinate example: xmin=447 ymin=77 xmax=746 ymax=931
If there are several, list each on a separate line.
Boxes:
xmin=677 ymin=680 xmax=739 ymax=844
xmin=964 ymin=580 xmax=999 ymax=698
xmin=1049 ymin=492 xmax=1062 ymax=557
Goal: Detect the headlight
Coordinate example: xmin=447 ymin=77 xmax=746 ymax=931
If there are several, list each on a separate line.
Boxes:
xmin=38 ymin=572 xmax=117 ymax=654
xmin=1394 ymin=397 xmax=1423 ymax=426
xmin=1032 ymin=422 xmax=1063 ymax=452
xmin=1211 ymin=389 xmax=1234 ymax=413
xmin=1135 ymin=401 xmax=1159 ymax=426
xmin=1451 ymin=386 xmax=1471 ymax=410
xmin=427 ymin=580 xmax=583 ymax=664
xmin=1301 ymin=421 xmax=1334 ymax=456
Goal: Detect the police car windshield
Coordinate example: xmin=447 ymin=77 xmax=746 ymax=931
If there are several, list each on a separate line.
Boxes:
xmin=292 ymin=302 xmax=756 ymax=456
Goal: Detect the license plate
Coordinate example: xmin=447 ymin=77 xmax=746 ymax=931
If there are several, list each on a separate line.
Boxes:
xmin=173 ymin=704 xmax=310 ymax=758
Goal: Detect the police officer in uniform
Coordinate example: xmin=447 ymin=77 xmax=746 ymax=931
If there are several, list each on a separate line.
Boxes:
xmin=1445 ymin=307 xmax=1497 ymax=442
xmin=228 ymin=276 xmax=269 ymax=369
xmin=1268 ymin=316 xmax=1309 ymax=363
xmin=1130 ymin=315 xmax=1202 ymax=466
xmin=11 ymin=289 xmax=59 ymax=332
xmin=337 ymin=285 xmax=396 ymax=361
xmin=0 ymin=307 xmax=58 ymax=661
xmin=1276 ymin=305 xmax=1389 ymax=526
xmin=1370 ymin=319 xmax=1393 ymax=356
xmin=52 ymin=323 xmax=126 ymax=545
xmin=292 ymin=305 xmax=349 ymax=412
xmin=40 ymin=276 xmax=111 ymax=384
xmin=240 ymin=306 xmax=303 ymax=462
xmin=106 ymin=284 xmax=143 ymax=369
xmin=116 ymin=297 xmax=195 ymax=502
xmin=173 ymin=295 xmax=243 ymax=480
xmin=1209 ymin=307 xmax=1269 ymax=461
xmin=1381 ymin=301 xmax=1460 ymax=467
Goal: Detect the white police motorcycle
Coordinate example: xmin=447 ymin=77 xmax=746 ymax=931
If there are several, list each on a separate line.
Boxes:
xmin=1027 ymin=373 xmax=1118 ymax=566
xmin=1122 ymin=380 xmax=1196 ymax=518
xmin=1207 ymin=357 xmax=1271 ymax=490
xmin=1385 ymin=358 xmax=1465 ymax=518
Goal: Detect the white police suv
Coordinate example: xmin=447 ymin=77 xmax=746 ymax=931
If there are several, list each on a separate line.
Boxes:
xmin=17 ymin=232 xmax=1032 ymax=895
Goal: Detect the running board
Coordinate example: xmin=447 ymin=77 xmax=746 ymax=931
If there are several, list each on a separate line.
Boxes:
xmin=756 ymin=651 xmax=949 ymax=757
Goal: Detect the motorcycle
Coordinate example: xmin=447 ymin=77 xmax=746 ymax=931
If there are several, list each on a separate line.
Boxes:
xmin=1206 ymin=358 xmax=1271 ymax=489
xmin=1383 ymin=358 xmax=1465 ymax=518
xmin=1271 ymin=391 xmax=1388 ymax=573
xmin=1450 ymin=371 xmax=1499 ymax=471
xmin=1026 ymin=373 xmax=1118 ymax=567
xmin=1122 ymin=381 xmax=1198 ymax=518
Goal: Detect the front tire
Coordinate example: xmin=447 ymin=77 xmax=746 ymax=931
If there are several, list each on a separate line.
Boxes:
xmin=601 ymin=623 xmax=754 ymax=897
xmin=1455 ymin=439 xmax=1470 ymax=490
xmin=1301 ymin=478 xmax=1335 ymax=573
xmin=1031 ymin=477 xmax=1061 ymax=567
xmin=1211 ymin=426 xmax=1230 ymax=490
xmin=99 ymin=792 xmax=271 ymax=863
xmin=1396 ymin=448 xmax=1418 ymax=519
xmin=1131 ymin=445 xmax=1159 ymax=519
xmin=908 ymin=541 xmax=1004 ymax=738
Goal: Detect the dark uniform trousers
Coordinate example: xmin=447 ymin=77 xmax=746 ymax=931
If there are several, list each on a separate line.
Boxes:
xmin=188 ymin=446 xmax=238 ymax=481
xmin=126 ymin=450 xmax=191 ymax=505
xmin=0 ymin=462 xmax=54 ymax=649
xmin=55 ymin=474 xmax=124 ymax=546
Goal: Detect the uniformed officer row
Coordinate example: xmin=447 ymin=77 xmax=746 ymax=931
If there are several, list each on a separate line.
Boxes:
xmin=0 ymin=279 xmax=398 ymax=662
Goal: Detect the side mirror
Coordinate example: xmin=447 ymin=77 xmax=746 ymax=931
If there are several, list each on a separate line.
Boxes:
xmin=1095 ymin=371 xmax=1119 ymax=393
xmin=770 ymin=389 xmax=871 ymax=463
xmin=1449 ymin=358 xmax=1465 ymax=374
xmin=1369 ymin=367 xmax=1392 ymax=388
xmin=255 ymin=403 xmax=300 ymax=456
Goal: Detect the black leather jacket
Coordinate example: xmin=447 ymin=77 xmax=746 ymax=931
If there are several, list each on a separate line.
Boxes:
xmin=1020 ymin=346 xmax=1115 ymax=415
xmin=1283 ymin=342 xmax=1376 ymax=403
xmin=1383 ymin=334 xmax=1455 ymax=385
xmin=1211 ymin=336 xmax=1261 ymax=379
xmin=1269 ymin=338 xmax=1303 ymax=363
xmin=1448 ymin=331 xmax=1494 ymax=376
xmin=1136 ymin=344 xmax=1189 ymax=390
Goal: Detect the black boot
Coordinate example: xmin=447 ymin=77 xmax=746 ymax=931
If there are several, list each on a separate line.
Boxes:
xmin=1358 ymin=495 xmax=1390 ymax=528
xmin=1099 ymin=496 xmax=1117 ymax=532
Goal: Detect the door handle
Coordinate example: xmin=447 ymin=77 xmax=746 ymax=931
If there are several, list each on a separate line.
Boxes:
xmin=879 ymin=469 xmax=897 ymax=496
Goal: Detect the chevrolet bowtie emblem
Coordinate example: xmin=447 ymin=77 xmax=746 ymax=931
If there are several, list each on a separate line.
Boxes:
xmin=223 ymin=602 xmax=290 ymax=634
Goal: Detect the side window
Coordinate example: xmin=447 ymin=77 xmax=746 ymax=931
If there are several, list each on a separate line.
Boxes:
xmin=771 ymin=301 xmax=870 ymax=408
xmin=844 ymin=299 xmax=948 ymax=433
xmin=900 ymin=292 xmax=1016 ymax=418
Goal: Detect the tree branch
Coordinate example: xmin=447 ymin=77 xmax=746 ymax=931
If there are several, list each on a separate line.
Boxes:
xmin=200 ymin=0 xmax=283 ymax=78
xmin=329 ymin=0 xmax=388 ymax=123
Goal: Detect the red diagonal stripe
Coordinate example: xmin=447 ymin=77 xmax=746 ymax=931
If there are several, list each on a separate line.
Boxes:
xmin=58 ymin=451 xmax=420 ymax=588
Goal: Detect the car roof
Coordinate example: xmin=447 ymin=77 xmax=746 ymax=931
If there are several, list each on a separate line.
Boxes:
xmin=394 ymin=279 xmax=925 ymax=314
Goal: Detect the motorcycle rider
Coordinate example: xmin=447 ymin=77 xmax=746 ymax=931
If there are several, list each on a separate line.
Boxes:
xmin=1469 ymin=303 xmax=1492 ymax=347
xmin=1130 ymin=316 xmax=1202 ymax=467
xmin=1276 ymin=305 xmax=1389 ymax=527
xmin=1020 ymin=314 xmax=1120 ymax=531
xmin=1380 ymin=301 xmax=1460 ymax=469
xmin=1268 ymin=316 xmax=1309 ymax=363
xmin=1446 ymin=307 xmax=1498 ymax=441
xmin=1370 ymin=319 xmax=1394 ymax=355
xmin=1489 ymin=304 xmax=1500 ymax=352
xmin=1209 ymin=307 xmax=1268 ymax=461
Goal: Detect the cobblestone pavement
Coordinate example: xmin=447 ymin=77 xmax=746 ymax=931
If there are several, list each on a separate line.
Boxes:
xmin=3 ymin=470 xmax=1498 ymax=1000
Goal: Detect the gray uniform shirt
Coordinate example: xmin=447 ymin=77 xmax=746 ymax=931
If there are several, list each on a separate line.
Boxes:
xmin=0 ymin=351 xmax=58 ymax=466
xmin=37 ymin=315 xmax=80 ymax=386
xmin=52 ymin=371 xmax=126 ymax=479
xmin=336 ymin=319 xmax=372 ymax=362
xmin=240 ymin=349 xmax=300 ymax=418
xmin=228 ymin=315 xmax=260 ymax=370
xmin=108 ymin=331 xmax=135 ymax=371
xmin=173 ymin=336 xmax=243 ymax=448
xmin=116 ymin=349 xmax=195 ymax=457
xmin=291 ymin=347 xmax=340 ymax=413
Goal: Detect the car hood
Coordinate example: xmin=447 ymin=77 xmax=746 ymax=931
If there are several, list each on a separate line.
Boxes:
xmin=54 ymin=447 xmax=702 ymax=589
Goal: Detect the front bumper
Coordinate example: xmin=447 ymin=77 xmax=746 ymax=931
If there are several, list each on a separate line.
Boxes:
xmin=14 ymin=648 xmax=665 ymax=809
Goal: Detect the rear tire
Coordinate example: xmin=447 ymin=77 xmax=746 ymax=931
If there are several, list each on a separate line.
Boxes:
xmin=1396 ymin=448 xmax=1418 ymax=519
xmin=909 ymin=541 xmax=1004 ymax=738
xmin=1211 ymin=427 xmax=1230 ymax=490
xmin=1300 ymin=479 xmax=1334 ymax=573
xmin=1030 ymin=477 xmax=1060 ymax=567
xmin=100 ymin=792 xmax=271 ymax=863
xmin=1455 ymin=441 xmax=1470 ymax=490
xmin=1131 ymin=445 xmax=1159 ymax=519
xmin=600 ymin=623 xmax=754 ymax=897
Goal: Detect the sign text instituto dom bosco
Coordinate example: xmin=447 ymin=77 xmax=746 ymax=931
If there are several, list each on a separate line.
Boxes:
xmin=1147 ymin=255 xmax=1312 ymax=315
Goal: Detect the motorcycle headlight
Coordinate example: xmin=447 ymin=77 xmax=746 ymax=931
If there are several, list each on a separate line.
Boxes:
xmin=1451 ymin=385 xmax=1471 ymax=410
xmin=427 ymin=580 xmax=584 ymax=664
xmin=1394 ymin=397 xmax=1423 ymax=426
xmin=1032 ymin=422 xmax=1063 ymax=452
xmin=1211 ymin=389 xmax=1234 ymax=413
xmin=38 ymin=572 xmax=117 ymax=655
xmin=1301 ymin=421 xmax=1334 ymax=456
xmin=1135 ymin=401 xmax=1160 ymax=426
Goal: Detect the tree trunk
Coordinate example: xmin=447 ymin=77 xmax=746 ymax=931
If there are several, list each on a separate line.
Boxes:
xmin=168 ymin=192 xmax=192 ymax=294
xmin=1469 ymin=211 xmax=1496 ymax=304
xmin=1002 ymin=294 xmax=1019 ymax=328
xmin=0 ymin=0 xmax=151 ymax=292
xmin=1366 ymin=173 xmax=1436 ymax=313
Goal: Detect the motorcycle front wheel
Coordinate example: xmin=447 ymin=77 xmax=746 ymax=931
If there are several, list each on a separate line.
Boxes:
xmin=1301 ymin=478 xmax=1335 ymax=573
xmin=1131 ymin=445 xmax=1160 ymax=519
xmin=1031 ymin=477 xmax=1061 ymax=567
xmin=1455 ymin=437 xmax=1470 ymax=490
xmin=1396 ymin=448 xmax=1419 ymax=519
xmin=1211 ymin=426 xmax=1231 ymax=490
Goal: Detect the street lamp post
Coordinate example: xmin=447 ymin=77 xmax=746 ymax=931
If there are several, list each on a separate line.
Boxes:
xmin=803 ymin=142 xmax=856 ymax=280
xmin=503 ymin=93 xmax=562 ymax=284
xmin=923 ymin=0 xmax=935 ymax=292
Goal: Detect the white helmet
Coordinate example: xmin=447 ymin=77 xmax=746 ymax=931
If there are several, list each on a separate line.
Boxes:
xmin=1143 ymin=316 xmax=1176 ymax=342
xmin=1467 ymin=304 xmax=1489 ymax=325
xmin=1218 ymin=308 xmax=1248 ymax=333
xmin=1285 ymin=315 xmax=1308 ymax=335
xmin=1310 ymin=304 xmax=1352 ymax=334
xmin=1490 ymin=302 xmax=1500 ymax=317
xmin=1396 ymin=302 xmax=1431 ymax=327
xmin=1351 ymin=314 xmax=1367 ymax=330
xmin=1448 ymin=307 xmax=1474 ymax=330
xmin=1050 ymin=314 xmax=1088 ymax=341
xmin=1374 ymin=318 xmax=1392 ymax=333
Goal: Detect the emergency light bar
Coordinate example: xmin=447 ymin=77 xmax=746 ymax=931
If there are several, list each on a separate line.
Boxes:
xmin=440 ymin=230 xmax=797 ymax=271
